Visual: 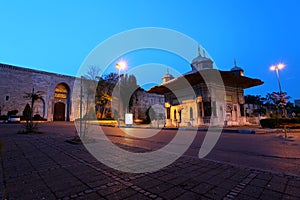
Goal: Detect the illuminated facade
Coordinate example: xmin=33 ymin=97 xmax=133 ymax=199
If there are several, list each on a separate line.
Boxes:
xmin=148 ymin=54 xmax=263 ymax=127
xmin=0 ymin=63 xmax=80 ymax=121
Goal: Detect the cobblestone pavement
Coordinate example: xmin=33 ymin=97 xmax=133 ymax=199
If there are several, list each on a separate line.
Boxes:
xmin=1 ymin=123 xmax=300 ymax=199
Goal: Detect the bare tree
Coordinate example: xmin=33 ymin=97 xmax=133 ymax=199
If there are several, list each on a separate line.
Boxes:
xmin=82 ymin=66 xmax=101 ymax=119
xmin=84 ymin=66 xmax=101 ymax=81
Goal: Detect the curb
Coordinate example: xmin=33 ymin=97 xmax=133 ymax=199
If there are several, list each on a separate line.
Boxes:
xmin=104 ymin=125 xmax=259 ymax=134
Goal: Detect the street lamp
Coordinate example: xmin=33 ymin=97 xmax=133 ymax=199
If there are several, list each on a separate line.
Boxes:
xmin=79 ymin=76 xmax=84 ymax=137
xmin=270 ymin=63 xmax=285 ymax=94
xmin=116 ymin=61 xmax=126 ymax=127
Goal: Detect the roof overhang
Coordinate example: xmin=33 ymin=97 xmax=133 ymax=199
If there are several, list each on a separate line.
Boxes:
xmin=148 ymin=69 xmax=263 ymax=94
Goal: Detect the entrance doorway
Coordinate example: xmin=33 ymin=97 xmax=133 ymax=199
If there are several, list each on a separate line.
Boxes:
xmin=53 ymin=102 xmax=65 ymax=121
xmin=53 ymin=83 xmax=70 ymax=121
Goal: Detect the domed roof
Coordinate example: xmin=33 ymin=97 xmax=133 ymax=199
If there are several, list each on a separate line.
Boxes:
xmin=192 ymin=46 xmax=212 ymax=64
xmin=231 ymin=59 xmax=244 ymax=71
xmin=162 ymin=68 xmax=174 ymax=79
xmin=162 ymin=68 xmax=174 ymax=83
xmin=162 ymin=72 xmax=173 ymax=79
xmin=192 ymin=55 xmax=212 ymax=64
xmin=231 ymin=66 xmax=244 ymax=71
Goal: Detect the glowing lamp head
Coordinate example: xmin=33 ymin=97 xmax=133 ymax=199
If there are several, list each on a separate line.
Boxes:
xmin=116 ymin=61 xmax=127 ymax=70
xmin=270 ymin=65 xmax=276 ymax=71
xmin=270 ymin=63 xmax=285 ymax=71
xmin=277 ymin=63 xmax=285 ymax=70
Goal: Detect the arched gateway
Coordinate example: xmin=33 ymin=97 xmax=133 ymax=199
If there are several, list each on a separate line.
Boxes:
xmin=53 ymin=83 xmax=71 ymax=121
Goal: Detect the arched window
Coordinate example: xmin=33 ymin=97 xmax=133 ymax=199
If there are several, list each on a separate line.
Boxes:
xmin=54 ymin=83 xmax=69 ymax=99
xmin=166 ymin=107 xmax=170 ymax=119
xmin=190 ymin=107 xmax=193 ymax=119
xmin=174 ymin=109 xmax=177 ymax=120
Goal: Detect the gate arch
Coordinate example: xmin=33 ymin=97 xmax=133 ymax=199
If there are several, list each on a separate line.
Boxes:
xmin=53 ymin=83 xmax=71 ymax=121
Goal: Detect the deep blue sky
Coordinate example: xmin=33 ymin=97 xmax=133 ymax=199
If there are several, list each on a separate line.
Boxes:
xmin=1 ymin=1 xmax=299 ymax=101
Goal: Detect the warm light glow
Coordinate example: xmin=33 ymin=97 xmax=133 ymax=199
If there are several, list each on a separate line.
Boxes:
xmin=116 ymin=61 xmax=127 ymax=70
xmin=270 ymin=63 xmax=285 ymax=71
xmin=270 ymin=65 xmax=276 ymax=71
xmin=277 ymin=63 xmax=285 ymax=69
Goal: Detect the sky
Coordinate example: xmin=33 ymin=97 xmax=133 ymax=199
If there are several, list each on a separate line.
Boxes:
xmin=1 ymin=0 xmax=299 ymax=101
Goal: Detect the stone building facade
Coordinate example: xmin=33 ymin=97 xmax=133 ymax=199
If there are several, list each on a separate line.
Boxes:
xmin=0 ymin=55 xmax=263 ymax=127
xmin=129 ymin=89 xmax=165 ymax=121
xmin=0 ymin=63 xmax=81 ymax=121
xmin=148 ymin=53 xmax=263 ymax=127
xmin=0 ymin=63 xmax=164 ymax=123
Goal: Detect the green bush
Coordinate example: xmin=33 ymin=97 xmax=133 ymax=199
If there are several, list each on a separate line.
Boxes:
xmin=260 ymin=118 xmax=300 ymax=128
xmin=143 ymin=107 xmax=156 ymax=124
xmin=278 ymin=118 xmax=300 ymax=124
xmin=0 ymin=115 xmax=7 ymax=120
xmin=260 ymin=119 xmax=277 ymax=128
xmin=33 ymin=114 xmax=47 ymax=121
xmin=7 ymin=110 xmax=18 ymax=116
xmin=97 ymin=118 xmax=115 ymax=121
xmin=22 ymin=104 xmax=31 ymax=121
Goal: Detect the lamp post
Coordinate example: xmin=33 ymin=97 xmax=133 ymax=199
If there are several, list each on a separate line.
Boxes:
xmin=95 ymin=76 xmax=101 ymax=119
xmin=30 ymin=88 xmax=35 ymax=125
xmin=270 ymin=63 xmax=286 ymax=118
xmin=270 ymin=63 xmax=285 ymax=94
xmin=79 ymin=76 xmax=84 ymax=137
xmin=116 ymin=61 xmax=126 ymax=127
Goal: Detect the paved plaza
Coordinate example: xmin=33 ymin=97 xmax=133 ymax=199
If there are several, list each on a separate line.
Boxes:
xmin=1 ymin=123 xmax=300 ymax=199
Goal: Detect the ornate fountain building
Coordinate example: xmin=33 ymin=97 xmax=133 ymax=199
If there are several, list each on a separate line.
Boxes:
xmin=148 ymin=53 xmax=263 ymax=127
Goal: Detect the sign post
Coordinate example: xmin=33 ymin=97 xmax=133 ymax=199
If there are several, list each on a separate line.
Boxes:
xmin=125 ymin=113 xmax=133 ymax=126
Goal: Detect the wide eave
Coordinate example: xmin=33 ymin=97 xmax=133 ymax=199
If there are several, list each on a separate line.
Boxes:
xmin=148 ymin=69 xmax=263 ymax=94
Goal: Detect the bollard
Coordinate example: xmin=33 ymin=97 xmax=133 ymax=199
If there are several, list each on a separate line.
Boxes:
xmin=284 ymin=125 xmax=287 ymax=139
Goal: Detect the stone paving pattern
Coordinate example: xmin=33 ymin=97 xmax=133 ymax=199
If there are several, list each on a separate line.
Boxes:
xmin=1 ymin=124 xmax=300 ymax=199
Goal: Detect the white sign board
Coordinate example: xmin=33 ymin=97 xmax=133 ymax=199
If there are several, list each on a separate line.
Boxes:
xmin=125 ymin=113 xmax=133 ymax=125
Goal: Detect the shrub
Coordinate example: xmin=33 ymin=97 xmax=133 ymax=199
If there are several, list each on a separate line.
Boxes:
xmin=278 ymin=118 xmax=292 ymax=124
xmin=97 ymin=118 xmax=115 ymax=121
xmin=22 ymin=104 xmax=31 ymax=122
xmin=0 ymin=115 xmax=7 ymax=120
xmin=105 ymin=111 xmax=113 ymax=119
xmin=260 ymin=118 xmax=300 ymax=128
xmin=141 ymin=118 xmax=151 ymax=124
xmin=144 ymin=107 xmax=156 ymax=124
xmin=260 ymin=119 xmax=277 ymax=128
xmin=33 ymin=114 xmax=47 ymax=121
xmin=7 ymin=110 xmax=18 ymax=116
